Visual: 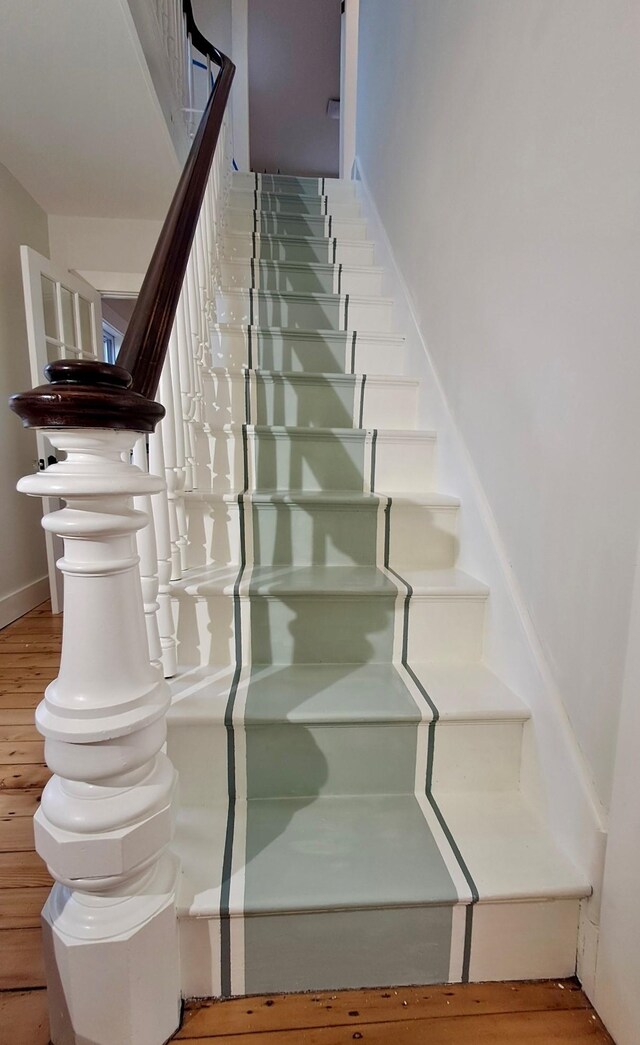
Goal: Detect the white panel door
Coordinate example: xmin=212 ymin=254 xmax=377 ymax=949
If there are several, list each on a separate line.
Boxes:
xmin=20 ymin=247 xmax=104 ymax=614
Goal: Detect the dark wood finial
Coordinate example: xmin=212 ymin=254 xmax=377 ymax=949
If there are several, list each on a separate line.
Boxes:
xmin=10 ymin=358 xmax=165 ymax=433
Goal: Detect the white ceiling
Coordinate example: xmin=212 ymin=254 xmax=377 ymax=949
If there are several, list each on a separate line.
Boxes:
xmin=0 ymin=0 xmax=180 ymax=218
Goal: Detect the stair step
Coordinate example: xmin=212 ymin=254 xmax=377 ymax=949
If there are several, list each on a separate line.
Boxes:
xmin=169 ymin=662 xmax=529 ymax=725
xmin=168 ymin=662 xmax=528 ymax=801
xmin=232 ymin=172 xmax=357 ymax=201
xmin=220 ymin=258 xmax=385 ymax=296
xmin=194 ymin=424 xmax=436 ymax=493
xmin=171 ymin=565 xmax=488 ymax=667
xmin=223 ymin=232 xmax=375 ymax=266
xmin=204 ymin=369 xmax=418 ymax=429
xmin=211 ymin=326 xmax=406 ymax=375
xmin=230 ymin=189 xmax=362 ymax=220
xmin=216 ymin=287 xmax=394 ymax=333
xmin=174 ymin=790 xmax=588 ymax=995
xmin=228 ymin=208 xmax=368 ymax=242
xmin=175 ymin=563 xmax=484 ymax=597
xmin=184 ymin=488 xmax=458 ymax=570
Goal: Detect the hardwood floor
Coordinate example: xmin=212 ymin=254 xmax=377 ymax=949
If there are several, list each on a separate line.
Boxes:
xmin=0 ymin=603 xmax=613 ymax=1045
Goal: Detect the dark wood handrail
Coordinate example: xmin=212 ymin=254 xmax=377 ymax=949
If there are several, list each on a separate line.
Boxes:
xmin=10 ymin=1 xmax=235 ymax=434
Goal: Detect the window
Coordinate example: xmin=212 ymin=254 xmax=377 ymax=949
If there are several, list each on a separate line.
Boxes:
xmin=102 ymin=321 xmax=123 ymax=364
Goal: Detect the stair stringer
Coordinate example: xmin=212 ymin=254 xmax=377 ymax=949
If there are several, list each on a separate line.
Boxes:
xmin=353 ymin=155 xmax=606 ymax=975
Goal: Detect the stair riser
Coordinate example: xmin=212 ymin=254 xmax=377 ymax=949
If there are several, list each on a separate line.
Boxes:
xmin=193 ymin=429 xmax=437 ymax=493
xmin=228 ymin=210 xmax=368 ymax=242
xmin=220 ymin=259 xmax=384 ymax=296
xmin=173 ymin=591 xmax=485 ymax=667
xmin=204 ymin=372 xmax=418 ymax=429
xmin=178 ymin=898 xmax=580 ymax=997
xmin=184 ymin=500 xmax=457 ymax=570
xmin=223 ymin=233 xmax=375 ymax=266
xmin=232 ymin=172 xmax=357 ymax=201
xmin=216 ymin=289 xmax=394 ymax=333
xmin=230 ymin=190 xmax=362 ymax=220
xmin=211 ymin=328 xmax=406 ymax=376
xmin=169 ymin=719 xmax=523 ymax=803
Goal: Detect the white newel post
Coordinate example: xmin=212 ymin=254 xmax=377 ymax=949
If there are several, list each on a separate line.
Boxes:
xmin=18 ymin=429 xmax=181 ymax=1045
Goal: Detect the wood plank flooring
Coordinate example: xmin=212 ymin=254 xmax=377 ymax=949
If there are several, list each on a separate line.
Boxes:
xmin=0 ymin=603 xmax=613 ymax=1045
xmin=0 ymin=600 xmax=54 ymax=1023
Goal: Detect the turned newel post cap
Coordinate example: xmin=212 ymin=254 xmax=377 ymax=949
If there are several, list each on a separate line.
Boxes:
xmin=10 ymin=358 xmax=165 ymax=433
xmin=44 ymin=359 xmax=134 ymax=388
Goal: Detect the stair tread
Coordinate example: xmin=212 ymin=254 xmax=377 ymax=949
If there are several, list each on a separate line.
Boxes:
xmin=208 ymin=367 xmax=417 ymax=385
xmin=219 ymin=287 xmax=392 ymax=306
xmin=229 ymin=205 xmax=365 ymax=222
xmin=172 ymin=565 xmax=488 ymax=598
xmin=214 ymin=323 xmax=405 ymax=343
xmin=201 ymin=422 xmax=433 ymax=438
xmin=223 ymin=259 xmax=384 ymax=275
xmin=224 ymin=232 xmax=373 ymax=248
xmin=175 ymin=791 xmax=588 ymax=919
xmin=233 ymin=173 xmax=351 ymax=189
xmin=231 ymin=188 xmax=359 ymax=205
xmin=434 ymin=791 xmax=591 ymax=901
xmin=183 ymin=489 xmax=459 ymax=507
xmin=169 ymin=662 xmax=529 ymax=726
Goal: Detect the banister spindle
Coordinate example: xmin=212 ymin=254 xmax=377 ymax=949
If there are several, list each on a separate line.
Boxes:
xmin=167 ymin=322 xmax=190 ymax=573
xmin=133 ymin=435 xmax=163 ymax=673
xmin=148 ymin=424 xmax=178 ymax=677
xmin=176 ymin=288 xmax=197 ymax=491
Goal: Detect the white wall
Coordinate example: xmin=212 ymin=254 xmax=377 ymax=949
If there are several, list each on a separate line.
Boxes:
xmin=339 ymin=0 xmax=359 ymax=179
xmin=193 ymin=0 xmax=232 ymax=55
xmin=230 ymin=0 xmax=250 ymax=171
xmin=248 ymin=0 xmax=341 ymax=177
xmin=48 ymin=215 xmax=162 ymax=292
xmin=0 ymin=164 xmax=50 ymax=624
xmin=356 ymin=0 xmax=640 ymax=811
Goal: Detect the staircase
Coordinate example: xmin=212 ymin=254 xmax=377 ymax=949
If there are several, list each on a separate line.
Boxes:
xmin=166 ymin=172 xmax=590 ymax=998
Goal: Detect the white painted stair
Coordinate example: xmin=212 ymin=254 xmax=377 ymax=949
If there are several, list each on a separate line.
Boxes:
xmin=168 ymin=172 xmax=590 ymax=998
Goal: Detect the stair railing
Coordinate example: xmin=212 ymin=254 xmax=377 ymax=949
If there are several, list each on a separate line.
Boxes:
xmin=9 ymin=2 xmax=235 ymax=1042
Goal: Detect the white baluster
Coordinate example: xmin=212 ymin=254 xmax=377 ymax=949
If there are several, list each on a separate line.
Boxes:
xmin=149 ymin=424 xmax=178 ymax=678
xmin=133 ymin=436 xmax=163 ymax=673
xmin=167 ymin=320 xmax=190 ymax=573
xmin=177 ymin=289 xmax=197 ymax=491
xmin=18 ymin=429 xmax=180 ymax=1045
xmin=185 ymin=256 xmax=205 ymax=488
xmin=159 ymin=340 xmax=184 ymax=579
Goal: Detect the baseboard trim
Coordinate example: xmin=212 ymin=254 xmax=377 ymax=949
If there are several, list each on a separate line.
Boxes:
xmin=0 ymin=576 xmax=51 ymax=630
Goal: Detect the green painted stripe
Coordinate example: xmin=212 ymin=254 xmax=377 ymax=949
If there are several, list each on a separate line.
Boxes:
xmin=370 ymin=428 xmax=378 ymax=491
xmin=220 ymin=423 xmax=250 ymax=996
xmin=350 ymin=330 xmax=357 ymax=373
xmin=244 ymin=367 xmax=251 ymax=425
xmin=358 ymin=374 xmax=366 ymax=428
xmin=383 ymin=498 xmax=479 ymax=980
